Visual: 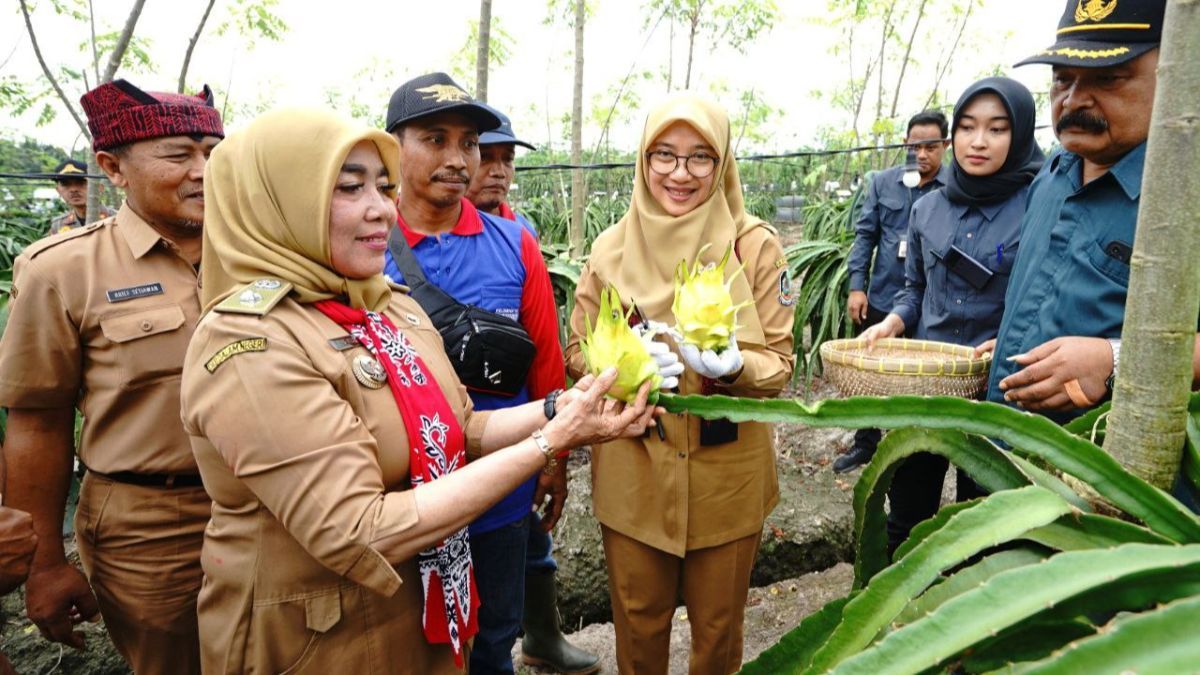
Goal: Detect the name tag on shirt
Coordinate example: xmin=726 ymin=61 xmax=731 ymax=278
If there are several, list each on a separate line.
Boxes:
xmin=328 ymin=335 xmax=359 ymax=351
xmin=106 ymin=283 xmax=164 ymax=303
xmin=898 ymin=241 xmax=908 ymax=259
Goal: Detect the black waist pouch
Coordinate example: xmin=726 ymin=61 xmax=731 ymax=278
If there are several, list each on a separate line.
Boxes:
xmin=390 ymin=230 xmax=535 ymax=397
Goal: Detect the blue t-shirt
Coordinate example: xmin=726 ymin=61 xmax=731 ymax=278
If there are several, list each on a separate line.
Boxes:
xmin=384 ymin=200 xmax=563 ymax=534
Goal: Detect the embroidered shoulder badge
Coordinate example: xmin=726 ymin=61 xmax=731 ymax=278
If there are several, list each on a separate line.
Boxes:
xmin=778 ymin=269 xmax=797 ymax=307
xmin=205 ymin=337 xmax=268 ymax=373
xmin=214 ymin=279 xmax=292 ymax=316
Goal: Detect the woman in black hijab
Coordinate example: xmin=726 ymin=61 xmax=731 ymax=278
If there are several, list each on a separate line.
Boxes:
xmin=861 ymin=76 xmax=1045 ymax=553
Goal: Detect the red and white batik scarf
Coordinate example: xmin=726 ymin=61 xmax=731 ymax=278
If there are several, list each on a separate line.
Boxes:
xmin=315 ymin=300 xmax=479 ymax=666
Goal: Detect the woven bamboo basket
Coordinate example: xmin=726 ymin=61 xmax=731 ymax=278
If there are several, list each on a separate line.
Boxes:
xmin=819 ymin=337 xmax=992 ymax=398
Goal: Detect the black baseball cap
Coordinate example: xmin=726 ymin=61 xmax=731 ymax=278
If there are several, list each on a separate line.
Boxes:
xmin=51 ymin=159 xmax=88 ymax=181
xmin=1016 ymin=0 xmax=1164 ymax=68
xmin=479 ymin=106 xmax=536 ymax=150
xmin=385 ymin=72 xmax=502 ymax=134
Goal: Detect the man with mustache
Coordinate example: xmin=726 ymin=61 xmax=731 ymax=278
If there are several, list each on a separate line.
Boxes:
xmin=383 ymin=74 xmax=575 ymax=674
xmin=0 ymin=79 xmax=222 ymax=674
xmin=47 ymin=159 xmax=115 ymax=235
xmin=464 ymin=108 xmax=602 ymax=675
xmin=981 ymin=0 xmax=1200 ymax=437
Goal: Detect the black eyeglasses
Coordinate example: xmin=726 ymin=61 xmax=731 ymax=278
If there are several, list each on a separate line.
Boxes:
xmin=645 ymin=150 xmax=719 ymax=178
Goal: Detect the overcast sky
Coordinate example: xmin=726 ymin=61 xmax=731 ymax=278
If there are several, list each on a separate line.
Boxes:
xmin=1 ymin=0 xmax=1065 ymax=156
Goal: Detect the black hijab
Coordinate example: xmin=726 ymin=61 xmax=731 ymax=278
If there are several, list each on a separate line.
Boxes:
xmin=943 ymin=77 xmax=1045 ymax=207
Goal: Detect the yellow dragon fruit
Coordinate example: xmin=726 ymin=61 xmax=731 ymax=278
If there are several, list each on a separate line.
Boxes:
xmin=672 ymin=243 xmax=750 ymax=352
xmin=581 ymin=285 xmax=662 ymax=402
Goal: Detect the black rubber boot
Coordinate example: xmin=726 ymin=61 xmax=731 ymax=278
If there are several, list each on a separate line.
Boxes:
xmin=520 ymin=573 xmax=601 ymax=674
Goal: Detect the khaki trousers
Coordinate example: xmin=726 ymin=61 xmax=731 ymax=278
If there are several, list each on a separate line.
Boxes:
xmin=601 ymin=526 xmax=761 ymax=675
xmin=75 ymin=473 xmax=209 ymax=675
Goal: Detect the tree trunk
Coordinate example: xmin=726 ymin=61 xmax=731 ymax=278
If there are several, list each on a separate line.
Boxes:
xmin=923 ymin=1 xmax=975 ymax=111
xmin=666 ymin=18 xmax=674 ymax=92
xmin=90 ymin=0 xmax=147 ymax=224
xmin=101 ymin=0 xmax=147 ymax=82
xmin=872 ymin=0 xmax=895 ymax=150
xmin=888 ymin=0 xmax=927 ymax=121
xmin=569 ymin=0 xmax=586 ymax=257
xmin=178 ymin=0 xmax=217 ymax=93
xmin=476 ymin=0 xmax=493 ymax=102
xmin=1105 ymin=0 xmax=1200 ymax=490
xmin=684 ymin=8 xmax=699 ymax=89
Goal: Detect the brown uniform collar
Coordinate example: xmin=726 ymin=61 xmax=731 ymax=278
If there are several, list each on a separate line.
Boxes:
xmin=115 ymin=203 xmax=166 ymax=260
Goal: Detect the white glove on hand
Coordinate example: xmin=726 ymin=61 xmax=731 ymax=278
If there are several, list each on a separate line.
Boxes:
xmin=645 ymin=340 xmax=684 ymax=390
xmin=679 ymin=335 xmax=744 ymax=381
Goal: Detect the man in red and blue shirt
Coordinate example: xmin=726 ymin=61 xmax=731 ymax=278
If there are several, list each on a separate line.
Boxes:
xmin=465 ymin=107 xmax=601 ymax=674
xmin=383 ymin=73 xmax=593 ymax=675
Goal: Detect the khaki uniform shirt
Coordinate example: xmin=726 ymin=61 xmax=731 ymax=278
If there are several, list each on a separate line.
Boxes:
xmin=0 ymin=203 xmax=201 ymax=474
xmin=49 ymin=205 xmax=116 ymax=236
xmin=181 ymin=292 xmax=491 ymax=675
xmin=565 ymin=225 xmax=796 ymax=556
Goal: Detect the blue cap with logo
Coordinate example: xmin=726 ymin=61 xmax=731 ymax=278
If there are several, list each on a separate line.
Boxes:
xmin=478 ymin=106 xmax=536 ymax=151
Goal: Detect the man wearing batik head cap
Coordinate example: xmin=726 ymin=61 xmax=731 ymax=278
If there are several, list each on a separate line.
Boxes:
xmin=980 ymin=0 xmax=1200 ymax=496
xmin=47 ymin=159 xmax=115 ymax=235
xmin=0 ymin=79 xmax=223 ymax=674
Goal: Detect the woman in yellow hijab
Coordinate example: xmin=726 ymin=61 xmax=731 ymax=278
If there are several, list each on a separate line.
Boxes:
xmin=182 ymin=108 xmax=656 ymax=674
xmin=565 ymin=94 xmax=796 ymax=674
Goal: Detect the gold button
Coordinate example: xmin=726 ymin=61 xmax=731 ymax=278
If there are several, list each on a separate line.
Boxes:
xmin=140 ymin=320 xmax=153 ymax=332
xmin=677 ymin=452 xmax=686 ymax=459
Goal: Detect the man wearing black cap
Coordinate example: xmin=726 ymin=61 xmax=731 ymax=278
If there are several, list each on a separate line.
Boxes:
xmin=0 ymin=79 xmax=222 ymax=674
xmin=383 ymin=73 xmax=576 ymax=674
xmin=981 ymin=0 xmax=1200 ymax=428
xmin=47 ymin=159 xmax=114 ymax=235
xmin=464 ymin=108 xmax=602 ymax=675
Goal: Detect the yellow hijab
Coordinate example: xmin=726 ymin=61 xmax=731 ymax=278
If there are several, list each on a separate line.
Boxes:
xmin=201 ymin=108 xmax=400 ymax=313
xmin=587 ymin=94 xmax=766 ymax=345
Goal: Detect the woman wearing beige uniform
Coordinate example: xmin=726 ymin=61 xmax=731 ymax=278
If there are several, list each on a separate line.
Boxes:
xmin=565 ymin=95 xmax=796 ymax=674
xmin=180 ymin=108 xmax=656 ymax=674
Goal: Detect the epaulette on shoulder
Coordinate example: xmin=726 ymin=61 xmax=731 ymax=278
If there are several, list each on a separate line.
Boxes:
xmin=214 ymin=278 xmax=293 ymax=316
xmin=21 ymin=221 xmax=106 ymax=259
xmin=386 ymin=278 xmax=411 ymax=294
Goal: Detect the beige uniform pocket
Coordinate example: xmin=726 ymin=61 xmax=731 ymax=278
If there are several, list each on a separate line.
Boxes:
xmin=99 ymin=304 xmax=189 ymax=388
xmin=247 ymin=586 xmax=343 ymax=675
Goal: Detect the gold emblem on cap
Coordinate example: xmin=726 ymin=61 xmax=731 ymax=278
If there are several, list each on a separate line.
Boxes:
xmin=1075 ymin=0 xmax=1117 ymax=23
xmin=60 ymin=164 xmax=85 ymax=175
xmin=352 ymin=355 xmax=388 ymax=389
xmin=416 ymin=84 xmax=470 ymax=103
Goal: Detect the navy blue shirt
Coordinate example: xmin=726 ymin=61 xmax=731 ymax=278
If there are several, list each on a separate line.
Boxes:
xmin=848 ymin=164 xmax=950 ymax=310
xmin=985 ymin=144 xmax=1155 ymax=421
xmin=892 ymin=187 xmax=1027 ymax=347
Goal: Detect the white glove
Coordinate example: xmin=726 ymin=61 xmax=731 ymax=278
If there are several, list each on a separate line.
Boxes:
xmin=679 ymin=334 xmax=744 ymax=381
xmin=646 ymin=340 xmax=684 ymax=390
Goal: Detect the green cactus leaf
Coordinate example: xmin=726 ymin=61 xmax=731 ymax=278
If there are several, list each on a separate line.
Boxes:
xmin=657 ymin=394 xmax=1200 ymax=543
xmin=737 ymin=593 xmax=856 ymax=675
xmin=1002 ymin=595 xmax=1200 ymax=675
xmin=830 ymin=543 xmax=1200 ymax=675
xmin=807 ymin=486 xmax=1073 ymax=673
xmin=893 ymin=547 xmax=1049 ymax=627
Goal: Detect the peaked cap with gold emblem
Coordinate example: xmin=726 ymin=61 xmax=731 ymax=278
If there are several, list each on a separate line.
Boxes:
xmin=384 ymin=71 xmax=502 ymax=133
xmin=1016 ymin=0 xmax=1165 ymax=68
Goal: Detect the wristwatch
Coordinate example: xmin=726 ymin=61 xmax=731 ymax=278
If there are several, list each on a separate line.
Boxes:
xmin=1105 ymin=338 xmax=1121 ymax=393
xmin=544 ymin=388 xmax=564 ymax=421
